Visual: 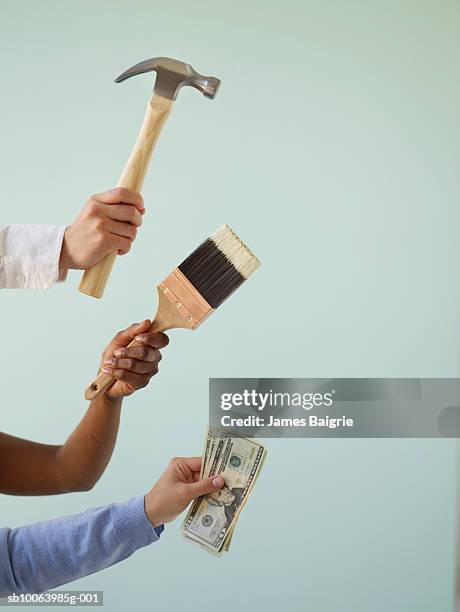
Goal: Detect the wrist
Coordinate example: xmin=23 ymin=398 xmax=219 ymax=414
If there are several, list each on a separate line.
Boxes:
xmin=92 ymin=394 xmax=122 ymax=411
xmin=144 ymin=492 xmax=164 ymax=528
xmin=59 ymin=227 xmax=75 ymax=270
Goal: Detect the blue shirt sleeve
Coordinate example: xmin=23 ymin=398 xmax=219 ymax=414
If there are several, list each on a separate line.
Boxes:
xmin=0 ymin=496 xmax=163 ymax=596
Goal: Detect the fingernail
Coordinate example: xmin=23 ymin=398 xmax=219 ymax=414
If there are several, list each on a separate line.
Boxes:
xmin=114 ymin=349 xmax=124 ymax=357
xmin=135 ymin=335 xmax=144 ymax=343
xmin=104 ymin=358 xmax=116 ymax=366
xmin=212 ymin=476 xmax=223 ymax=488
xmin=102 ymin=367 xmax=112 ymax=374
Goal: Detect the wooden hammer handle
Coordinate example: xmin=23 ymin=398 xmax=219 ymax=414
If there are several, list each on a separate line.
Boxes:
xmin=85 ymin=313 xmax=170 ymax=401
xmin=79 ymin=93 xmax=173 ymax=298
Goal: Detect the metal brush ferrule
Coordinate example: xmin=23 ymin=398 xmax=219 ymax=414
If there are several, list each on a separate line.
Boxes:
xmin=160 ymin=268 xmax=214 ymax=329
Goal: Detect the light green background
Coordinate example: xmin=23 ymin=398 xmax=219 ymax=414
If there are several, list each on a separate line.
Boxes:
xmin=1 ymin=1 xmax=459 ymax=611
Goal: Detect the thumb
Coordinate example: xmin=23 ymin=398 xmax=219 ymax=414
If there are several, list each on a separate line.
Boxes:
xmin=185 ymin=475 xmax=224 ymax=500
xmin=110 ymin=320 xmax=152 ymax=350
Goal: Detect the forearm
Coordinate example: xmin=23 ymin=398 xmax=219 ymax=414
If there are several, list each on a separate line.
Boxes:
xmin=55 ymin=396 xmax=123 ymax=492
xmin=0 ymin=397 xmax=122 ymax=495
xmin=0 ymin=496 xmax=161 ymax=596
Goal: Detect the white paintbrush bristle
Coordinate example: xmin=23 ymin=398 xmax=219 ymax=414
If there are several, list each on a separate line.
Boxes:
xmin=210 ymin=224 xmax=261 ymax=279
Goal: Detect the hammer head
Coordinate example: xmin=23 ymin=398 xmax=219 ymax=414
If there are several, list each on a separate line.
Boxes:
xmin=115 ymin=57 xmax=220 ymax=101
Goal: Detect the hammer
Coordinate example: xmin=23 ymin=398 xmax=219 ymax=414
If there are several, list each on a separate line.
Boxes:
xmin=79 ymin=57 xmax=220 ymax=298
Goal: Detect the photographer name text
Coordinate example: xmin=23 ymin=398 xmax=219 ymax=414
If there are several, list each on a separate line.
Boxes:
xmin=220 ymin=415 xmax=354 ymax=429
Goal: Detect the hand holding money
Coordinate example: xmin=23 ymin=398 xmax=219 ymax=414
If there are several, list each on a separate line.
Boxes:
xmin=144 ymin=457 xmax=224 ymax=527
xmin=181 ymin=428 xmax=267 ymax=555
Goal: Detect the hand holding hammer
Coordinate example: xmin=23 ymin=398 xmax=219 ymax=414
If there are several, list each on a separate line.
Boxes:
xmin=79 ymin=57 xmax=220 ymax=298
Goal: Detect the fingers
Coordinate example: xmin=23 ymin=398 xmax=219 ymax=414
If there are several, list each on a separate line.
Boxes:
xmin=103 ymin=357 xmax=157 ymax=375
xmin=104 ymin=345 xmax=162 ymax=374
xmin=67 ymin=189 xmax=144 ymax=269
xmin=186 ymin=475 xmax=224 ymax=499
xmin=101 ymin=323 xmax=169 ymax=394
xmin=105 ymin=233 xmax=133 ymax=256
xmin=95 ymin=187 xmax=145 ymax=213
xmin=99 ymin=199 xmax=143 ymax=255
xmin=114 ymin=344 xmax=160 ymax=362
xmin=101 ymin=204 xmax=143 ymax=228
xmin=102 ymin=368 xmax=151 ymax=390
xmin=106 ymin=219 xmax=138 ymax=241
xmin=109 ymin=320 xmax=152 ymax=350
xmin=134 ymin=332 xmax=169 ymax=349
xmin=175 ymin=457 xmax=224 ymax=500
xmin=181 ymin=457 xmax=202 ymax=473
xmin=106 ymin=331 xmax=168 ymax=360
xmin=102 ymin=324 xmax=168 ymax=388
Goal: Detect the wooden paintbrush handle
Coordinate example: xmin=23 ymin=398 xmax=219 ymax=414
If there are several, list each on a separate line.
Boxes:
xmin=84 ymin=314 xmax=169 ymax=401
xmin=79 ymin=94 xmax=173 ymax=298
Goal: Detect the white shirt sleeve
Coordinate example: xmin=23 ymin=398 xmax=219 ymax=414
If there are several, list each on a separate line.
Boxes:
xmin=0 ymin=225 xmax=67 ymax=290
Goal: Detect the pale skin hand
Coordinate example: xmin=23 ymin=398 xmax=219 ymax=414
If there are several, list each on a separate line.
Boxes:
xmin=59 ymin=187 xmax=145 ymax=271
xmin=144 ymin=457 xmax=224 ymax=528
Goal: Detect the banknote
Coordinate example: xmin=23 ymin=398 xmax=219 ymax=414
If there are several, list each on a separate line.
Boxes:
xmin=181 ymin=428 xmax=267 ymax=555
xmin=182 ymin=429 xmax=266 ymax=554
xmin=199 ymin=428 xmax=216 ymax=479
xmin=221 ymin=444 xmax=267 ymax=552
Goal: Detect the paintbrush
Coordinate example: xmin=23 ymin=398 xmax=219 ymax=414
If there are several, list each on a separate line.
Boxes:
xmin=85 ymin=224 xmax=261 ymax=400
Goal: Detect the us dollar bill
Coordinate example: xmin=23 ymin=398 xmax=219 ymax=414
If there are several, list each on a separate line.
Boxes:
xmin=200 ymin=427 xmax=220 ymax=479
xmin=181 ymin=428 xmax=267 ymax=555
xmin=221 ymin=445 xmax=268 ymax=552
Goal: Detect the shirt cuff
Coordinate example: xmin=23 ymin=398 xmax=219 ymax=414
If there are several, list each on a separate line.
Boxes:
xmin=0 ymin=225 xmax=66 ymax=290
xmin=110 ymin=496 xmax=163 ymax=553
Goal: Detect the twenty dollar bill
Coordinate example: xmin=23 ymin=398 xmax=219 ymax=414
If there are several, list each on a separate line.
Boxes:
xmin=181 ymin=428 xmax=267 ymax=555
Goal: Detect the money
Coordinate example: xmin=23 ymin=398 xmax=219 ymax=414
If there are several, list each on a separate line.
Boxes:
xmin=181 ymin=428 xmax=267 ymax=555
xmin=223 ymin=445 xmax=268 ymax=552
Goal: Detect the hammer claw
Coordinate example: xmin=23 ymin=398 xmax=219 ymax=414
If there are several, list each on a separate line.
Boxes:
xmin=115 ymin=56 xmax=220 ymax=101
